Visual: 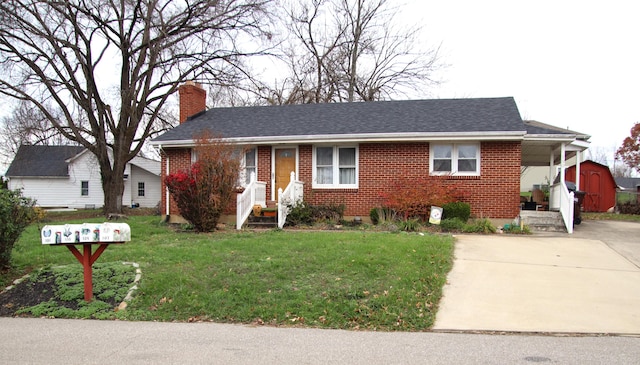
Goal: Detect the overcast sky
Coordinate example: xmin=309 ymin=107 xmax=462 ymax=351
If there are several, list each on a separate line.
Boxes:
xmin=404 ymin=0 xmax=639 ymax=163
xmin=2 ymin=0 xmax=638 ymax=173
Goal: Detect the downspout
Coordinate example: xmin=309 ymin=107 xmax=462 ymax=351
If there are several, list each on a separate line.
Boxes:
xmin=159 ymin=145 xmax=170 ymax=223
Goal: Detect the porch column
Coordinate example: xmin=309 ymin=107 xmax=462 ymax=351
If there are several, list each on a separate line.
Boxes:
xmin=549 ymin=152 xmax=555 ymax=187
xmin=559 ymin=143 xmax=566 ymax=185
xmin=575 ymin=150 xmax=581 ymax=190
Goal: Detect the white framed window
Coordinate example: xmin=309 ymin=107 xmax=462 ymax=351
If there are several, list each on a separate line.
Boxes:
xmin=242 ymin=148 xmax=257 ymax=185
xmin=313 ymin=145 xmax=358 ymax=188
xmin=81 ymin=181 xmax=89 ymax=196
xmin=137 ymin=182 xmax=145 ymax=197
xmin=430 ymin=143 xmax=480 ymax=176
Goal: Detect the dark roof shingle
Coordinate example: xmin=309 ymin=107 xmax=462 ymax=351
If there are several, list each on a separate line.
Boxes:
xmin=5 ymin=145 xmax=86 ymax=177
xmin=152 ymin=97 xmax=526 ymax=142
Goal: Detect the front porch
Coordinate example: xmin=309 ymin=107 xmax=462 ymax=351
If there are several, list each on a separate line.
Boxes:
xmin=236 ymin=172 xmax=304 ymax=229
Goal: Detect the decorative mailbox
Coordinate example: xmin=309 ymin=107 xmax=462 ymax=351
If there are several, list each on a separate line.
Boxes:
xmin=40 ymin=222 xmax=131 ymax=302
xmin=41 ymin=223 xmax=131 ymax=245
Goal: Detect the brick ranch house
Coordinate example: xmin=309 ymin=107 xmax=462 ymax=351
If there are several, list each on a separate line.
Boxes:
xmin=151 ymin=82 xmax=590 ymax=229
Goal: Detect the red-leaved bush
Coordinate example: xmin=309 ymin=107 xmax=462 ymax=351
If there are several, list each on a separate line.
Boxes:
xmin=379 ymin=175 xmax=467 ymax=221
xmin=165 ymin=132 xmax=242 ymax=232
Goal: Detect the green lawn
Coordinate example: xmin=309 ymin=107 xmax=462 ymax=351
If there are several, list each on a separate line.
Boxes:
xmin=582 ymin=212 xmax=640 ymax=223
xmin=3 ymin=216 xmax=454 ymax=331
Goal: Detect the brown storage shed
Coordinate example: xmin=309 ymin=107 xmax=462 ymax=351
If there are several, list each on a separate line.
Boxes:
xmin=565 ymin=160 xmax=617 ymax=212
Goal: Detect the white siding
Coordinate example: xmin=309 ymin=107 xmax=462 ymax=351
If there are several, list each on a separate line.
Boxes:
xmin=128 ymin=165 xmax=161 ymax=208
xmin=7 ymin=149 xmax=160 ymax=209
xmin=8 ymin=152 xmax=104 ymax=209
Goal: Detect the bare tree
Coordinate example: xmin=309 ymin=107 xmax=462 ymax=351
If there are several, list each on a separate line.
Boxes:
xmin=0 ymin=101 xmax=70 ymax=158
xmin=0 ymin=0 xmax=272 ymax=213
xmin=262 ymin=0 xmax=441 ymax=104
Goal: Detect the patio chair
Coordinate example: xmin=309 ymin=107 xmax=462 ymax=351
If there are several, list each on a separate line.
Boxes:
xmin=532 ymin=188 xmax=549 ymax=211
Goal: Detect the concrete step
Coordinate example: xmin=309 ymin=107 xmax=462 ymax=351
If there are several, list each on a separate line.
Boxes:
xmin=246 ymin=214 xmax=278 ymax=229
xmin=519 ymin=210 xmax=567 ymax=232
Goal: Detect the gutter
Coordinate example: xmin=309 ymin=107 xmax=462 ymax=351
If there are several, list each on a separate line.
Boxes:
xmin=157 ymin=144 xmax=170 ymax=223
xmin=149 ymin=131 xmax=528 ymax=147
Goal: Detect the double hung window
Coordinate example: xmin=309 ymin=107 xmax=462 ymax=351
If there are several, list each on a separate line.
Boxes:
xmin=430 ymin=143 xmax=480 ymax=176
xmin=313 ymin=146 xmax=358 ymax=188
xmin=81 ymin=181 xmax=89 ymax=196
xmin=243 ymin=148 xmax=257 ymax=185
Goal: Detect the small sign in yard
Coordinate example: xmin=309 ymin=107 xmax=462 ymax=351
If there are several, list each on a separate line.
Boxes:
xmin=429 ymin=206 xmax=443 ymax=225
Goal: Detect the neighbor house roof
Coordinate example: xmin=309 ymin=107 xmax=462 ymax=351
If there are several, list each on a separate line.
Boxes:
xmin=5 ymin=145 xmax=161 ymax=178
xmin=5 ymin=145 xmax=86 ymax=178
xmin=151 ymin=97 xmax=528 ymax=146
xmin=615 ymin=177 xmax=640 ymax=190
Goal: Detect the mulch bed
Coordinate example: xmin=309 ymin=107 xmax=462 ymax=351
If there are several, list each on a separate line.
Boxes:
xmin=0 ymin=273 xmax=62 ymax=316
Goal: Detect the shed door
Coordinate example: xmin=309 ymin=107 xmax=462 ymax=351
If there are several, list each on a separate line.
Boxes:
xmin=585 ymin=171 xmax=602 ymax=212
xmin=274 ymin=148 xmax=296 ymax=199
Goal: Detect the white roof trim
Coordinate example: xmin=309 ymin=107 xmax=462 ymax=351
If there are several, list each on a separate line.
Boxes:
xmin=523 ymin=134 xmax=577 ymax=142
xmin=151 ymin=131 xmax=527 ymax=147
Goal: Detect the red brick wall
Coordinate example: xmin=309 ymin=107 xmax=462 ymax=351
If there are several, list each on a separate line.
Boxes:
xmin=301 ymin=141 xmax=521 ymax=219
xmin=161 ymin=141 xmax=522 ymax=220
xmin=160 ymin=148 xmax=191 ymax=216
xmin=257 ymin=146 xmax=272 ymax=200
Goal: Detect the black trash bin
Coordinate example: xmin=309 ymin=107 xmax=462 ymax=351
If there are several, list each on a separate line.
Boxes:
xmin=565 ymin=182 xmax=585 ymax=225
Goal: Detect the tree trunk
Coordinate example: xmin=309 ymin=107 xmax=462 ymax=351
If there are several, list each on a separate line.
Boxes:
xmin=97 ymin=148 xmax=126 ymax=215
xmin=102 ymin=171 xmax=125 ymax=214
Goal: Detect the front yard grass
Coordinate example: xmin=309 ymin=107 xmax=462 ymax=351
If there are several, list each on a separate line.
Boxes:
xmin=2 ymin=216 xmax=454 ymax=331
xmin=582 ymin=212 xmax=640 ymax=223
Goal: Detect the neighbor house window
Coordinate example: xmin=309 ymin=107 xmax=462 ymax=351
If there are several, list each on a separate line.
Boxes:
xmin=313 ymin=146 xmax=358 ymax=188
xmin=243 ymin=148 xmax=257 ymax=185
xmin=430 ymin=143 xmax=480 ymax=176
xmin=138 ymin=182 xmax=145 ymax=197
xmin=81 ymin=181 xmax=89 ymax=196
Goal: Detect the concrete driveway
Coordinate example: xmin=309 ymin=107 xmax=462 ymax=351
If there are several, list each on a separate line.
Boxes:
xmin=433 ymin=220 xmax=640 ymax=334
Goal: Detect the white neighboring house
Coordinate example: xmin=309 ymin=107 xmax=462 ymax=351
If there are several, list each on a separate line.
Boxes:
xmin=5 ymin=145 xmax=161 ymax=209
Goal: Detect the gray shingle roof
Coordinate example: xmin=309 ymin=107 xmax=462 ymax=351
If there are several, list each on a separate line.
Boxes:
xmin=524 ymin=120 xmax=590 ymax=139
xmin=152 ymin=97 xmax=527 ymax=143
xmin=615 ymin=177 xmax=640 ymax=190
xmin=5 ymin=145 xmax=86 ymax=177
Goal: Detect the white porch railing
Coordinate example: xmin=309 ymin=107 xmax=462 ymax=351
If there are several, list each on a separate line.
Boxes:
xmin=236 ymin=173 xmax=267 ymax=230
xmin=277 ymin=172 xmax=304 ymax=229
xmin=550 ymin=182 xmax=574 ymax=234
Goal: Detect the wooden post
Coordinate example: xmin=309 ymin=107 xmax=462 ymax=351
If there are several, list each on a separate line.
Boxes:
xmin=66 ymin=243 xmax=111 ymax=302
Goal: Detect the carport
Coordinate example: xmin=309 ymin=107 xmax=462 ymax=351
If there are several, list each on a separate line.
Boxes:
xmin=520 ymin=120 xmax=591 ymax=233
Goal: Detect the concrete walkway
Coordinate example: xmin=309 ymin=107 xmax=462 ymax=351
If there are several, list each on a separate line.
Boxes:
xmin=433 ymin=220 xmax=640 ymax=334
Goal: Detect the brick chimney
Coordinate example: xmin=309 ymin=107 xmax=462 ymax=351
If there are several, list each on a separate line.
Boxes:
xmin=178 ymin=81 xmax=206 ymax=123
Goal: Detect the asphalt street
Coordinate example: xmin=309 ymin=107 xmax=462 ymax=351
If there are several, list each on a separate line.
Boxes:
xmin=1 ymin=317 xmax=639 ymax=364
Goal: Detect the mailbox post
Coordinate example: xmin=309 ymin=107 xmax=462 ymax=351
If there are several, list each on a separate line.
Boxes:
xmin=41 ymin=223 xmax=131 ymax=302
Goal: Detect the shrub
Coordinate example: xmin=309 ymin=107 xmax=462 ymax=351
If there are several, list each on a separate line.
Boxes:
xmin=618 ymin=202 xmax=640 ymax=215
xmin=439 ymin=217 xmax=466 ymax=232
xmin=369 ymin=207 xmax=379 ymax=225
xmin=285 ymin=202 xmax=314 ymax=226
xmin=165 ymin=133 xmax=241 ymax=232
xmin=397 ymin=218 xmax=421 ymax=232
xmin=369 ymin=207 xmax=396 ymax=225
xmin=285 ymin=202 xmax=345 ymax=226
xmin=380 ymin=175 xmax=466 ymax=221
xmin=462 ymin=218 xmax=496 ymax=234
xmin=442 ymin=202 xmax=471 ymax=222
xmin=0 ymin=189 xmax=36 ymax=269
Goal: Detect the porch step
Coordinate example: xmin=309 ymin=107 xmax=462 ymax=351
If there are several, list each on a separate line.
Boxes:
xmin=246 ymin=214 xmax=278 ymax=229
xmin=519 ymin=210 xmax=567 ymax=232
